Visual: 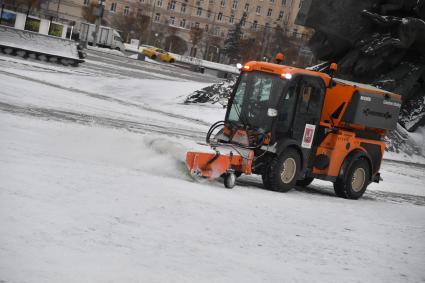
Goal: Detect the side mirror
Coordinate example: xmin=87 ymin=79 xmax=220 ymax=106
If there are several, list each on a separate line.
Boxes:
xmin=267 ymin=108 xmax=278 ymax=117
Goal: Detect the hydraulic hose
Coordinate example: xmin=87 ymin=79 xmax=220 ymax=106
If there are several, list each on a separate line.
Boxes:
xmin=206 ymin=121 xmax=225 ymax=144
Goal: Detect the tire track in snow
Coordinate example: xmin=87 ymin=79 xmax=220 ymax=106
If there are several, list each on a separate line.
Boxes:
xmin=85 ymin=49 xmax=219 ymax=83
xmin=0 ymin=69 xmax=211 ymax=127
xmin=237 ymin=177 xmax=425 ymax=206
xmin=0 ymin=101 xmax=206 ymax=141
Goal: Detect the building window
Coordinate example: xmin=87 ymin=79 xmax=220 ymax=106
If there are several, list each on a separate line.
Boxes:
xmin=252 ymin=20 xmax=258 ymax=30
xmin=196 ymin=7 xmax=202 ymax=16
xmin=205 ymin=24 xmax=209 ymax=31
xmin=229 ymin=15 xmax=234 ymax=23
xmin=168 ymin=1 xmax=176 ymax=10
xmin=169 ymin=16 xmax=175 ymax=25
xmin=270 ymin=0 xmax=274 ymax=2
xmin=24 ymin=17 xmax=40 ymax=32
xmin=214 ymin=27 xmax=220 ymax=36
xmin=83 ymin=0 xmax=89 ymax=6
xmin=110 ymin=2 xmax=117 ymax=12
xmin=281 ymin=0 xmax=286 ymax=5
xmin=154 ymin=13 xmax=160 ymax=22
xmin=232 ymin=0 xmax=238 ymax=9
xmin=181 ymin=3 xmax=186 ymax=13
xmin=256 ymin=6 xmax=261 ymax=15
xmin=278 ymin=11 xmax=284 ymax=19
xmin=220 ymin=0 xmax=225 ymax=7
xmin=180 ymin=18 xmax=186 ymax=27
xmin=217 ymin=12 xmax=223 ymax=21
xmin=207 ymin=10 xmax=212 ymax=18
xmin=299 ymin=0 xmax=303 ymax=8
xmin=244 ymin=3 xmax=249 ymax=11
xmin=123 ymin=6 xmax=130 ymax=15
xmin=157 ymin=0 xmax=162 ymax=7
xmin=209 ymin=0 xmax=214 ymax=3
xmin=195 ymin=22 xmax=200 ymax=28
xmin=267 ymin=8 xmax=273 ymax=16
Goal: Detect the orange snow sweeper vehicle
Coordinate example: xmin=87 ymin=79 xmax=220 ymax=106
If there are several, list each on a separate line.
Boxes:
xmin=186 ymin=60 xmax=401 ymax=199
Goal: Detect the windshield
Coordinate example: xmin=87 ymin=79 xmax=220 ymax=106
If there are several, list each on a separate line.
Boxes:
xmin=227 ymin=71 xmax=287 ymax=131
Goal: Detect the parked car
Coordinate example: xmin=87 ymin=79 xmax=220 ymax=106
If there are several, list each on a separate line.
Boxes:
xmin=142 ymin=46 xmax=176 ymax=63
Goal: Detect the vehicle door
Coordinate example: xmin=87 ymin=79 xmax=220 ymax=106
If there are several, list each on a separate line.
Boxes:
xmin=291 ymin=75 xmax=326 ymax=149
xmin=156 ymin=49 xmax=166 ymax=60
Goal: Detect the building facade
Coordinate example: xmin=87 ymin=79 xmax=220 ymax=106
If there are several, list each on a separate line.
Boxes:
xmin=2 ymin=0 xmax=313 ymax=63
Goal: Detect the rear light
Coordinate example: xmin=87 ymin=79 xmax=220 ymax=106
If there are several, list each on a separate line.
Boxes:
xmin=243 ymin=65 xmax=251 ymax=71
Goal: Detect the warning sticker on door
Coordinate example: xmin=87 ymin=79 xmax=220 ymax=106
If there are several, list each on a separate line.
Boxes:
xmin=301 ymin=124 xmax=316 ymax=149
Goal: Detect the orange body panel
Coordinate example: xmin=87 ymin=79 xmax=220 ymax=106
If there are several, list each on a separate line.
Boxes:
xmin=312 ymin=130 xmax=385 ymax=177
xmin=319 ymin=82 xmax=398 ymax=134
xmin=186 ymin=150 xmax=253 ymax=179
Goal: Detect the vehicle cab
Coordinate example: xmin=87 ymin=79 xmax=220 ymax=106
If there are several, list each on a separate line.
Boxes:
xmin=111 ymin=30 xmax=125 ymax=51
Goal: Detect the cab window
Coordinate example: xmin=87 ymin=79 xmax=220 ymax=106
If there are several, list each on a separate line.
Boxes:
xmin=252 ymin=75 xmax=274 ymax=102
xmin=298 ymin=82 xmax=321 ymax=114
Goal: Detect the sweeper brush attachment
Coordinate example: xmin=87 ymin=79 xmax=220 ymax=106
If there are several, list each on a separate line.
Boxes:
xmin=186 ymin=149 xmax=254 ymax=188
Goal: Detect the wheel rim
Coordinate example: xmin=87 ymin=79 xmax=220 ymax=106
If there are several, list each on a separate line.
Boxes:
xmin=351 ymin=168 xmax=366 ymax=192
xmin=280 ymin=158 xmax=296 ymax=184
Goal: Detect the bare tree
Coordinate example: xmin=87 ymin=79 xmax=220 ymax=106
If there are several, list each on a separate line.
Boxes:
xmin=110 ymin=14 xmax=150 ymax=43
xmin=205 ymin=35 xmax=223 ymax=62
xmin=267 ymin=25 xmax=303 ymax=65
xmin=165 ymin=35 xmax=187 ymax=54
xmin=82 ymin=2 xmax=97 ymax=23
xmin=239 ymin=31 xmax=262 ymax=62
xmin=189 ymin=27 xmax=203 ymax=57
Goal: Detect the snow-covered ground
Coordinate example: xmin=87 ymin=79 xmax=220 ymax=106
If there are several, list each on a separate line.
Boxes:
xmin=0 ymin=52 xmax=424 ymax=283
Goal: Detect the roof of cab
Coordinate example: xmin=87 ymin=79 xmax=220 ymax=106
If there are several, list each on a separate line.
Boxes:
xmin=243 ymin=61 xmax=399 ymax=99
xmin=244 ymin=61 xmax=331 ymax=84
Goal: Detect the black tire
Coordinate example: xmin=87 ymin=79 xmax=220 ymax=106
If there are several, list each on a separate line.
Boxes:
xmin=264 ymin=149 xmax=300 ymax=193
xmin=334 ymin=158 xmax=370 ymax=199
xmin=296 ymin=177 xmax=314 ymax=187
xmin=223 ymin=173 xmax=236 ymax=189
xmin=169 ymin=59 xmax=175 ymax=63
xmin=151 ymin=55 xmax=157 ymax=60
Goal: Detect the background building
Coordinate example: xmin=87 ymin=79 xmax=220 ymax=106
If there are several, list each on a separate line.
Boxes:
xmin=1 ymin=0 xmax=314 ymax=64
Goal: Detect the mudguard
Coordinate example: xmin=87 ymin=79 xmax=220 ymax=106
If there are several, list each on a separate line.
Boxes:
xmin=338 ymin=149 xmax=373 ymax=181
